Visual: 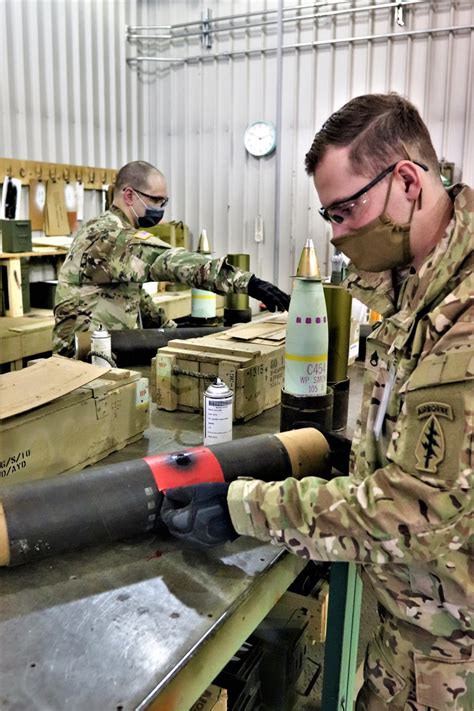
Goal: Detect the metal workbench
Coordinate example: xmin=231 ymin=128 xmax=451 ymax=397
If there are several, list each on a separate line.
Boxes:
xmin=0 ymin=531 xmax=305 ymax=710
xmin=0 ymin=366 xmax=365 ymax=710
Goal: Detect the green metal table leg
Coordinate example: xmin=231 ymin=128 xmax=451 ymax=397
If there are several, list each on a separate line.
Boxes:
xmin=321 ymin=562 xmax=363 ymax=711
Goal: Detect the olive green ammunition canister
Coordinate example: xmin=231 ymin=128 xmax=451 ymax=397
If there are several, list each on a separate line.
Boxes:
xmin=323 ymin=284 xmax=352 ymax=383
xmin=225 ymin=253 xmax=252 ymax=325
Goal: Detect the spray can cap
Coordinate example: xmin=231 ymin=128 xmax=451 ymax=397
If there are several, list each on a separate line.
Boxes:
xmin=205 ymin=377 xmax=232 ymax=398
xmin=92 ymin=325 xmax=110 ymax=338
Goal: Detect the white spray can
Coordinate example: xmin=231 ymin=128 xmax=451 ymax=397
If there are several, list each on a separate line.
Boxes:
xmin=203 ymin=378 xmax=233 ymax=445
xmin=91 ymin=327 xmax=112 ymax=367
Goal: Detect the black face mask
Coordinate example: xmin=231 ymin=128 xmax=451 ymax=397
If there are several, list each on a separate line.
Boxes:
xmin=133 ymin=191 xmax=165 ymax=228
xmin=137 ymin=207 xmax=164 ymax=228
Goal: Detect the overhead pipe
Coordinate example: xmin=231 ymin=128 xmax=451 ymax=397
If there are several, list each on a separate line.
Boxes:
xmin=126 ymin=25 xmax=474 ymax=67
xmin=126 ymin=1 xmax=427 ymax=42
xmin=127 ymin=1 xmax=359 ymax=33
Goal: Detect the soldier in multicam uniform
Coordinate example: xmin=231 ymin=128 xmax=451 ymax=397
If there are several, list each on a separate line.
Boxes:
xmin=53 ymin=160 xmax=290 ymax=357
xmin=161 ymin=95 xmax=473 ymax=709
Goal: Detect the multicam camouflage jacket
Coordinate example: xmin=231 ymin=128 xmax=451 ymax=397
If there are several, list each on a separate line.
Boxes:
xmin=229 ymin=185 xmax=473 ymax=645
xmin=53 ymin=206 xmax=252 ymax=356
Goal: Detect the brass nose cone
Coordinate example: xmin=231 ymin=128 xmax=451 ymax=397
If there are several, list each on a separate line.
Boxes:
xmin=197 ymin=229 xmax=211 ymax=253
xmin=296 ymin=238 xmax=321 ymax=278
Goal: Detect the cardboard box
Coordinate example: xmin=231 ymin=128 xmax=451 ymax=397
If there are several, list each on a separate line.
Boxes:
xmin=0 ymin=357 xmax=150 ymax=486
xmin=151 ymin=317 xmax=286 ymax=422
xmin=190 ymin=685 xmax=228 ymax=711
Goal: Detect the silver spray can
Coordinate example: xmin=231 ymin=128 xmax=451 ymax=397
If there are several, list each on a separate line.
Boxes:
xmin=203 ymin=378 xmax=233 ymax=446
xmin=91 ymin=327 xmax=112 ymax=367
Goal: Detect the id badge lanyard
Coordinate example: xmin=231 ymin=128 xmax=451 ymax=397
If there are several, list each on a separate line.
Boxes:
xmin=373 ymin=362 xmax=397 ymax=443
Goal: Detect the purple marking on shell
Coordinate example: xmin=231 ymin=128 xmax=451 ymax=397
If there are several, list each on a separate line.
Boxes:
xmin=305 ymin=317 xmax=311 ymax=324
xmin=316 ymin=317 xmax=321 ymax=324
xmin=296 ymin=316 xmax=302 ymax=323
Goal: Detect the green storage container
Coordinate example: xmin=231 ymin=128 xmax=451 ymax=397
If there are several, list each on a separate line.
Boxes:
xmin=0 ymin=219 xmax=32 ymax=253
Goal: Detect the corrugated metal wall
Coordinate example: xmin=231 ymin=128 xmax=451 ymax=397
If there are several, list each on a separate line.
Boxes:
xmin=1 ymin=0 xmax=473 ymax=287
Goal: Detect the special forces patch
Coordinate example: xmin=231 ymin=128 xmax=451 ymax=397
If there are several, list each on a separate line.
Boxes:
xmin=415 ymin=402 xmax=453 ymax=474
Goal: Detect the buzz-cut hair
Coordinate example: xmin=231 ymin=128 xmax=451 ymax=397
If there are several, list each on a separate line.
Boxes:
xmin=114 ymin=161 xmax=164 ymax=195
xmin=305 ymin=93 xmax=439 ymax=178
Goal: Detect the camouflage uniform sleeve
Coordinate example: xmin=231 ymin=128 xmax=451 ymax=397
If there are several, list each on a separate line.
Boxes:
xmin=139 ymin=289 xmax=165 ymax=327
xmin=228 ymin=349 xmax=473 ymax=564
xmin=146 ymin=246 xmax=253 ymax=294
xmin=83 ymin=228 xmax=252 ymax=294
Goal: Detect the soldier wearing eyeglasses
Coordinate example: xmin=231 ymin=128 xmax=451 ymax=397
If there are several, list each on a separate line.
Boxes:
xmin=53 ymin=160 xmax=289 ymax=356
xmin=159 ymin=94 xmax=473 ymax=710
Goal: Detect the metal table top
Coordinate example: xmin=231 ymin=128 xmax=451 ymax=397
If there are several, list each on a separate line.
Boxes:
xmin=0 ymin=533 xmax=286 ymax=710
xmin=0 ymin=368 xmax=366 ymax=711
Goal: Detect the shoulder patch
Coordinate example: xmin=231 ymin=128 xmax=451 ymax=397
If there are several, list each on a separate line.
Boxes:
xmin=133 ymin=230 xmax=154 ymax=240
xmin=131 ymin=230 xmax=174 ymax=249
xmin=415 ymin=409 xmax=450 ymax=474
xmin=416 ymin=402 xmax=453 ymax=420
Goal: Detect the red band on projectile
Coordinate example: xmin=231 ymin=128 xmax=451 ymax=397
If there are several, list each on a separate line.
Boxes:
xmin=143 ymin=447 xmax=225 ymax=492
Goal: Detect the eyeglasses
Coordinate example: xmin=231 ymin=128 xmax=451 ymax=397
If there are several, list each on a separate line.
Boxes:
xmin=128 ymin=187 xmax=169 ymax=208
xmin=319 ymin=160 xmax=428 ymax=224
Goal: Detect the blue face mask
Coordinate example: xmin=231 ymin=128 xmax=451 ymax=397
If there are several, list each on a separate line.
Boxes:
xmin=133 ymin=191 xmax=164 ymax=228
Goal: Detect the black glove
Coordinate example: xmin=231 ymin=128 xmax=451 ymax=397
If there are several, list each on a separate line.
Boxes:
xmin=247 ymin=275 xmax=290 ymax=312
xmin=161 ymin=483 xmax=239 ymax=547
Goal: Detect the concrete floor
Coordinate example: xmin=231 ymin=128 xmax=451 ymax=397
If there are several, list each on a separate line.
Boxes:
xmin=101 ymin=361 xmax=377 ymax=710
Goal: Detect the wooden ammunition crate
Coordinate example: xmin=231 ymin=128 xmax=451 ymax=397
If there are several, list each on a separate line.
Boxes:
xmin=151 ymin=318 xmax=286 ymax=422
xmin=148 ymin=289 xmax=225 ymax=321
xmin=0 ymin=360 xmax=150 ymax=487
xmin=0 ymin=311 xmax=54 ymax=371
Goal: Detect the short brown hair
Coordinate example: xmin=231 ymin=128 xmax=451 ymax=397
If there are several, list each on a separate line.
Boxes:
xmin=305 ymin=93 xmax=439 ymax=177
xmin=114 ymin=161 xmax=164 ymax=194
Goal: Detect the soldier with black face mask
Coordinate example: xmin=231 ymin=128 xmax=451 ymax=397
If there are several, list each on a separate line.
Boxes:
xmin=53 ymin=160 xmax=290 ymax=357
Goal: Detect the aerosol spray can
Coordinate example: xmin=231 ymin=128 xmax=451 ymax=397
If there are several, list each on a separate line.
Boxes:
xmin=91 ymin=327 xmax=112 ymax=367
xmin=203 ymin=378 xmax=233 ymax=445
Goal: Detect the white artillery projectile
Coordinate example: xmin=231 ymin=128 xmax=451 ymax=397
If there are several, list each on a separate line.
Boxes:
xmin=284 ymin=238 xmax=328 ymax=396
xmin=192 ymin=229 xmax=217 ymax=318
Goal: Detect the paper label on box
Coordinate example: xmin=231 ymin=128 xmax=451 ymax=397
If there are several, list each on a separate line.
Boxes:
xmin=29 ymin=180 xmax=47 ymax=230
xmin=136 ymin=377 xmax=149 ymax=408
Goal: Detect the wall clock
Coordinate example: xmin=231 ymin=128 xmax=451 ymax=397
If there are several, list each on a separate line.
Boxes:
xmin=244 ymin=121 xmax=277 ymax=157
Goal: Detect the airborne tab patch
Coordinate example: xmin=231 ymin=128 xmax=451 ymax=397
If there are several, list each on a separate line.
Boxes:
xmin=415 ymin=402 xmax=453 ymax=474
xmin=416 ymin=402 xmax=453 ymax=420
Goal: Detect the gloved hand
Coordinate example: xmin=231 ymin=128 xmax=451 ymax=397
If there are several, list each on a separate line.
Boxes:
xmin=247 ymin=275 xmax=290 ymax=312
xmin=161 ymin=482 xmax=239 ymax=547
